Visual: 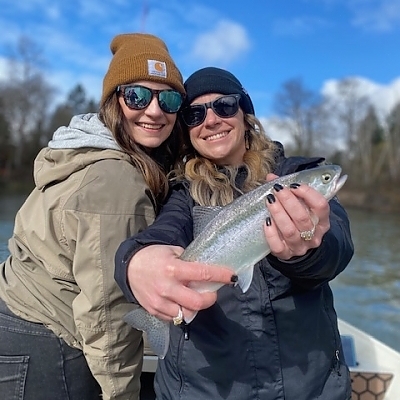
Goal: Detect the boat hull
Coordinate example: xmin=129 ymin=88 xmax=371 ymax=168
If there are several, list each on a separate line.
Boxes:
xmin=338 ymin=319 xmax=400 ymax=400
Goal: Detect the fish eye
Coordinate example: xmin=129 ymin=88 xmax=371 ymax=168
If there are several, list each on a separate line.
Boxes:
xmin=322 ymin=173 xmax=332 ymax=183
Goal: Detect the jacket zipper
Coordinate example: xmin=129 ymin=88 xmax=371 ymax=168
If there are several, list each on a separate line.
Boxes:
xmin=177 ymin=323 xmax=190 ymax=394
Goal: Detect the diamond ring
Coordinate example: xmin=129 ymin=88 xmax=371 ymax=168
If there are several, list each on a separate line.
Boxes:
xmin=300 ymin=224 xmax=316 ymax=241
xmin=172 ymin=306 xmax=183 ymax=326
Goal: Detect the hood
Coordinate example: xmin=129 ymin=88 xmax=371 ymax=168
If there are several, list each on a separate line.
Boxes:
xmin=34 ymin=113 xmax=129 ymax=190
xmin=48 ymin=113 xmax=120 ymax=151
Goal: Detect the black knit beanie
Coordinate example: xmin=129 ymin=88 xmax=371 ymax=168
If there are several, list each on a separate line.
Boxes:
xmin=183 ymin=67 xmax=255 ymax=115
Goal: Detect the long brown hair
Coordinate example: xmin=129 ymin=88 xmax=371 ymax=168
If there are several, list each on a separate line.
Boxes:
xmin=171 ymin=114 xmax=278 ymax=206
xmin=98 ymin=93 xmax=189 ymax=208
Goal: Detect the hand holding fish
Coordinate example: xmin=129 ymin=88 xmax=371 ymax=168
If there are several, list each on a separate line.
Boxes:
xmin=264 ymin=173 xmax=330 ymax=260
xmin=126 ymin=244 xmax=235 ymax=322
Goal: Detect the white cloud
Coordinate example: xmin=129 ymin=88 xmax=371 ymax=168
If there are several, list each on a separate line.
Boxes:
xmin=322 ymin=76 xmax=400 ymax=117
xmin=259 ymin=116 xmax=294 ymax=147
xmin=190 ymin=20 xmax=250 ymax=65
xmin=0 ymin=57 xmax=8 ymax=80
xmin=0 ymin=0 xmax=52 ymax=12
xmin=350 ymin=0 xmax=400 ymax=32
xmin=78 ymin=0 xmax=120 ymax=20
xmin=271 ymin=16 xmax=330 ymax=36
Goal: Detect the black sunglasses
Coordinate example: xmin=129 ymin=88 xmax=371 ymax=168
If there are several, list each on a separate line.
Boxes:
xmin=117 ymin=84 xmax=184 ymax=114
xmin=181 ymin=94 xmax=241 ymax=127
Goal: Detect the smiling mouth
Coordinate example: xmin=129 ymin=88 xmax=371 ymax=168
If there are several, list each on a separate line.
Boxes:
xmin=205 ymin=131 xmax=229 ymax=141
xmin=138 ymin=123 xmax=164 ymax=130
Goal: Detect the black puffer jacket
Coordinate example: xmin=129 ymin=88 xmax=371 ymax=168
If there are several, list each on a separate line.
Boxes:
xmin=115 ymin=147 xmax=354 ymax=400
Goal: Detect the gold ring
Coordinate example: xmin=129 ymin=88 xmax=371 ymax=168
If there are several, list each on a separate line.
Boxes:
xmin=300 ymin=224 xmax=316 ymax=241
xmin=172 ymin=306 xmax=183 ymax=326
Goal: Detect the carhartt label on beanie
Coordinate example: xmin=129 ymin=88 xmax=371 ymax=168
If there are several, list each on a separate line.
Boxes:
xmin=101 ymin=33 xmax=184 ymax=106
xmin=147 ymin=60 xmax=167 ymax=78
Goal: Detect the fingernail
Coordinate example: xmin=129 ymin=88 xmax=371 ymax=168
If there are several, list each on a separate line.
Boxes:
xmin=290 ymin=183 xmax=300 ymax=189
xmin=230 ymin=275 xmax=238 ymax=283
xmin=266 ymin=216 xmax=272 ymax=226
xmin=267 ymin=194 xmax=276 ymax=204
xmin=273 ymin=183 xmax=283 ymax=192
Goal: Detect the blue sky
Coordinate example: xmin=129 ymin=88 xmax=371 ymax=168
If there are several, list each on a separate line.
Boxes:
xmin=0 ymin=0 xmax=399 ymax=122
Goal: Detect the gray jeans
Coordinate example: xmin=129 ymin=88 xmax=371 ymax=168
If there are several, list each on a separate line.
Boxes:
xmin=0 ymin=297 xmax=101 ymax=400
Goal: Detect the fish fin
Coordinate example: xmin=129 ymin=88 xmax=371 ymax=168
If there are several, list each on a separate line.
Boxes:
xmin=123 ymin=308 xmax=170 ymax=359
xmin=237 ymin=265 xmax=254 ymax=293
xmin=192 ymin=206 xmax=223 ymax=238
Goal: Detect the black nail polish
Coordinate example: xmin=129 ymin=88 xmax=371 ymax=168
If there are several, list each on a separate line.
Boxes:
xmin=267 ymin=194 xmax=276 ymax=204
xmin=273 ymin=183 xmax=284 ymax=192
xmin=266 ymin=216 xmax=272 ymax=226
xmin=230 ymin=275 xmax=238 ymax=283
xmin=290 ymin=183 xmax=300 ymax=189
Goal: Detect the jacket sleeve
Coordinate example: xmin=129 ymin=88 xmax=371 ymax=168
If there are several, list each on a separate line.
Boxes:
xmin=267 ymin=196 xmax=354 ymax=289
xmin=115 ymin=183 xmax=194 ymax=302
xmin=63 ymin=161 xmax=156 ymax=400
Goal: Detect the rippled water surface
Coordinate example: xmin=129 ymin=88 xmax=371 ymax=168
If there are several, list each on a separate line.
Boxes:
xmin=1 ymin=195 xmax=399 ymax=351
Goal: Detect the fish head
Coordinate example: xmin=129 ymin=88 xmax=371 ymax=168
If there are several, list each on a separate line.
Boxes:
xmin=293 ymin=164 xmax=347 ymax=200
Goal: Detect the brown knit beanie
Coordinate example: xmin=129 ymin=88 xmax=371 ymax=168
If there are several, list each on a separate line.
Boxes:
xmin=101 ymin=33 xmax=185 ymax=106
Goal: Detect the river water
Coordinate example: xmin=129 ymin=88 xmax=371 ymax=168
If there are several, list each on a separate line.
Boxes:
xmin=0 ymin=194 xmax=399 ymax=352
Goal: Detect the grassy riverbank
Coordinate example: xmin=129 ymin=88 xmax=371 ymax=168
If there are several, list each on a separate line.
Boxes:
xmin=338 ymin=189 xmax=400 ymax=213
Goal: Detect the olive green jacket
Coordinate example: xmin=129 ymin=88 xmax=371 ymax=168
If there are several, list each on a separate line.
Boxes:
xmin=0 ymin=114 xmax=156 ymax=399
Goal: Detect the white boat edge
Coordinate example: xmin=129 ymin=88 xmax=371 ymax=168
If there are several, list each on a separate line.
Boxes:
xmin=338 ymin=318 xmax=400 ymax=400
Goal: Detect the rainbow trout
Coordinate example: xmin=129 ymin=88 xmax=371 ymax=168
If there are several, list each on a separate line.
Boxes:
xmin=124 ymin=164 xmax=347 ymax=358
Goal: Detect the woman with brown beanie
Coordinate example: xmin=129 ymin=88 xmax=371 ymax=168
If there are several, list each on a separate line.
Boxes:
xmin=0 ymin=34 xmax=235 ymax=400
xmin=115 ymin=67 xmax=354 ymax=400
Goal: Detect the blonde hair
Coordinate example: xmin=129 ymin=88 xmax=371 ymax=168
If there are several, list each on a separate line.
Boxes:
xmin=171 ymin=114 xmax=277 ymax=206
xmin=99 ymin=94 xmax=187 ymax=209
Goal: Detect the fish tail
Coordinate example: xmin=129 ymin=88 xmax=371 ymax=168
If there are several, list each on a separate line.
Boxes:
xmin=123 ymin=308 xmax=170 ymax=359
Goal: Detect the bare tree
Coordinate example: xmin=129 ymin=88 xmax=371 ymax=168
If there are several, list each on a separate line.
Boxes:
xmin=355 ymin=105 xmax=384 ymax=185
xmin=384 ymin=102 xmax=400 ymax=182
xmin=0 ymin=36 xmax=55 ymax=171
xmin=0 ymin=98 xmax=12 ymax=177
xmin=326 ymin=78 xmax=370 ymax=156
xmin=273 ymin=78 xmax=329 ymax=157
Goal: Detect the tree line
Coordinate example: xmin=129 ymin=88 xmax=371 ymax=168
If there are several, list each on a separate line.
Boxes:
xmin=1 ymin=37 xmax=399 ymax=195
xmin=271 ymin=76 xmax=400 ymax=190
xmin=0 ymin=37 xmax=97 ymax=192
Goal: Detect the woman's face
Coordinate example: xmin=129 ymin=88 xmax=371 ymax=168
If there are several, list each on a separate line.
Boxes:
xmin=188 ymin=93 xmax=247 ymax=166
xmin=118 ymin=80 xmax=179 ymax=149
